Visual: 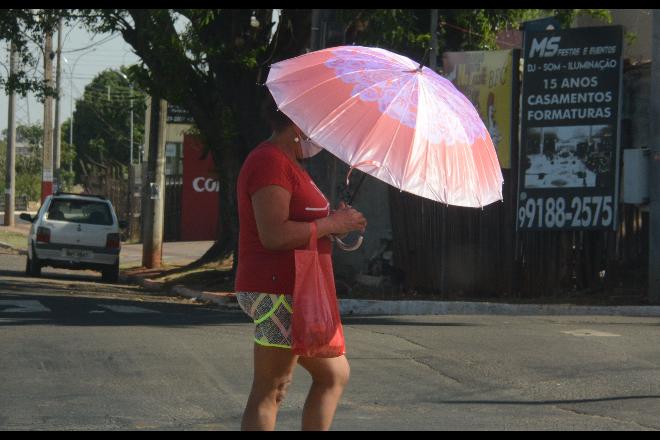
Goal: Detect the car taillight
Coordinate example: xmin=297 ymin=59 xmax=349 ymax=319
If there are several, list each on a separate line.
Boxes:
xmin=106 ymin=233 xmax=120 ymax=249
xmin=36 ymin=227 xmax=50 ymax=243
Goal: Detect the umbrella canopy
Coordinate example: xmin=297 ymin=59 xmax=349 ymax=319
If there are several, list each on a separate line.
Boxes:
xmin=266 ymin=45 xmax=504 ymax=208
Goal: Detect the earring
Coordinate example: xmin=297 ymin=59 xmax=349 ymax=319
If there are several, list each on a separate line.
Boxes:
xmin=294 ymin=137 xmax=300 ymax=143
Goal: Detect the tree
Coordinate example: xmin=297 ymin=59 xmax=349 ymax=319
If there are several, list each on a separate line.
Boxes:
xmin=1 ymin=123 xmax=45 ymax=201
xmin=70 ymin=68 xmax=146 ymax=170
xmin=1 ymin=8 xmax=611 ymax=268
xmin=76 ymin=9 xmax=312 ymax=265
xmin=338 ymin=9 xmax=611 ymax=59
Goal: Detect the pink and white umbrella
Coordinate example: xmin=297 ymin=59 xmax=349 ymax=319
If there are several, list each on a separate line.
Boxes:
xmin=266 ymin=45 xmax=503 ymax=208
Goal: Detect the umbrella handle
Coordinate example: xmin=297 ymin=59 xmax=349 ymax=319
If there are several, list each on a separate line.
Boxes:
xmin=332 ymin=234 xmax=364 ymax=252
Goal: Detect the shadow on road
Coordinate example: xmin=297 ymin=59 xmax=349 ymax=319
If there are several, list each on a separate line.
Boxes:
xmin=433 ymin=395 xmax=660 ymax=405
xmin=0 ymin=270 xmax=248 ymax=328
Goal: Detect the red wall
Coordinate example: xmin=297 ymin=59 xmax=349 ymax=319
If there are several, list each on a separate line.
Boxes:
xmin=180 ymin=134 xmax=219 ymax=241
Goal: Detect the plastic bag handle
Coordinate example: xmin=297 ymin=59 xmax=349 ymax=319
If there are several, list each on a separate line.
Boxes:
xmin=308 ymin=221 xmax=318 ymax=251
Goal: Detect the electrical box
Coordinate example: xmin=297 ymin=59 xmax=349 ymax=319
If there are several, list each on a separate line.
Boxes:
xmin=622 ymin=148 xmax=650 ymax=204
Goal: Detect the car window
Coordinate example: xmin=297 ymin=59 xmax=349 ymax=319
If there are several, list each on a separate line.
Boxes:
xmin=46 ymin=199 xmax=113 ymax=225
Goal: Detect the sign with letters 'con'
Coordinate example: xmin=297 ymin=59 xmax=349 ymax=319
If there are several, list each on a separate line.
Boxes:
xmin=181 ymin=134 xmax=220 ymax=241
xmin=517 ymin=26 xmax=623 ymax=231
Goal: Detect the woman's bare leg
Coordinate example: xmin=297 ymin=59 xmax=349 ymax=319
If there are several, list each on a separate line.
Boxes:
xmin=241 ymin=344 xmax=299 ymax=431
xmin=298 ymin=355 xmax=350 ymax=431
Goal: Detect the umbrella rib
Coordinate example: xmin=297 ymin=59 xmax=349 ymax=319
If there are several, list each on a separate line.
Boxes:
xmin=399 ymin=76 xmax=430 ymax=198
xmin=347 ymin=74 xmax=418 ymax=184
xmin=307 ymin=73 xmax=409 ymax=139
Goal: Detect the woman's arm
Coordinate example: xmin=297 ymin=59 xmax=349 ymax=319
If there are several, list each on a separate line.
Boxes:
xmin=251 ymin=185 xmax=366 ymax=251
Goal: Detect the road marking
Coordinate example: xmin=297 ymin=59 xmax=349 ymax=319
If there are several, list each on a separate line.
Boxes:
xmin=0 ymin=300 xmax=51 ymax=313
xmin=100 ymin=305 xmax=159 ymax=314
xmin=561 ymin=329 xmax=620 ymax=337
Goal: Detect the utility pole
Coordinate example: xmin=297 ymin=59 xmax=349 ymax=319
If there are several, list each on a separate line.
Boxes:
xmin=4 ymin=42 xmax=18 ymax=226
xmin=129 ymin=83 xmax=134 ymax=165
xmin=53 ymin=19 xmax=63 ymax=192
xmin=41 ymin=31 xmax=54 ymax=202
xmin=142 ymin=97 xmax=167 ymax=268
xmin=429 ymin=9 xmax=439 ymax=71
xmin=650 ymin=10 xmax=660 ymax=303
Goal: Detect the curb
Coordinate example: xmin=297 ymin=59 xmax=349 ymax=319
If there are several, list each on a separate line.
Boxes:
xmin=339 ymin=299 xmax=660 ymax=317
xmin=119 ymin=271 xmax=660 ymax=317
xmin=0 ymin=241 xmax=27 ymax=255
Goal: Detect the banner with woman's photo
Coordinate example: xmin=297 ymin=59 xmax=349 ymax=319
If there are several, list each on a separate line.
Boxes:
xmin=517 ymin=25 xmax=623 ymax=230
xmin=442 ymin=49 xmax=518 ymax=169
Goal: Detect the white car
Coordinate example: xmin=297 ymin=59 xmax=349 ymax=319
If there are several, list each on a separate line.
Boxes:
xmin=20 ymin=193 xmax=126 ymax=283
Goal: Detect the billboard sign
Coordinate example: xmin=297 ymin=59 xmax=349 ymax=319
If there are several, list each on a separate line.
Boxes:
xmin=180 ymin=134 xmax=219 ymax=241
xmin=517 ymin=26 xmax=623 ymax=230
xmin=443 ymin=49 xmax=517 ymax=169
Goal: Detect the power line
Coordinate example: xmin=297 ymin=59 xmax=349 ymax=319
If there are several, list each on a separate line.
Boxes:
xmin=62 ymin=33 xmax=121 ymax=54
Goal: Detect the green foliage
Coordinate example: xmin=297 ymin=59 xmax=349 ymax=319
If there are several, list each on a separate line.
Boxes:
xmin=0 ymin=9 xmax=77 ymax=100
xmin=0 ymin=123 xmax=44 ymax=201
xmin=72 ymin=67 xmax=146 ymax=168
xmin=338 ymin=9 xmax=613 ymax=62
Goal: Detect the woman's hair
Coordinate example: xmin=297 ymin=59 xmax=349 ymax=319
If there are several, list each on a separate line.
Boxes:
xmin=261 ymin=94 xmax=294 ymax=133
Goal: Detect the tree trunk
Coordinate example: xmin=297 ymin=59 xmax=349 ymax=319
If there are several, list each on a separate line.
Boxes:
xmin=192 ymin=9 xmax=312 ymax=270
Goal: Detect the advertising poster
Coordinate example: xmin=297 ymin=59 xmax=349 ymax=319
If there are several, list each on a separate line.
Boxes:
xmin=442 ymin=49 xmax=517 ymax=169
xmin=181 ymin=134 xmax=219 ymax=241
xmin=517 ymin=26 xmax=623 ymax=230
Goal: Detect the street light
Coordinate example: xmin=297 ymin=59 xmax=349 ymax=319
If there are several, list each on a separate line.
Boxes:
xmin=113 ymin=69 xmax=134 ymax=166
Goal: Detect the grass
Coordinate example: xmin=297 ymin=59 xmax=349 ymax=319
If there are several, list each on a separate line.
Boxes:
xmin=0 ymin=230 xmax=28 ymax=250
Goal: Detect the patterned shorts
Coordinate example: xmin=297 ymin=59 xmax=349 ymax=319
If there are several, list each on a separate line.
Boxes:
xmin=236 ymin=292 xmax=294 ymax=349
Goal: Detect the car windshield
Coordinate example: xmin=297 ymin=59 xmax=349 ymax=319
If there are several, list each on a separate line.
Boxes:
xmin=46 ymin=199 xmax=113 ymax=225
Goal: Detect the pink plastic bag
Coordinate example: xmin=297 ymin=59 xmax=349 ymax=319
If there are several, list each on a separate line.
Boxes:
xmin=291 ymin=222 xmax=346 ymax=358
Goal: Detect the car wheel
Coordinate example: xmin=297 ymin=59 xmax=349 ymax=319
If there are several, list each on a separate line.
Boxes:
xmin=26 ymin=246 xmax=41 ymax=277
xmin=102 ymin=261 xmax=119 ymax=283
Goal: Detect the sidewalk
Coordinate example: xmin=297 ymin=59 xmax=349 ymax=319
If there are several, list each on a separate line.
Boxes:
xmin=2 ymin=224 xmax=659 ymax=317
xmin=118 ymin=240 xmax=660 ymax=317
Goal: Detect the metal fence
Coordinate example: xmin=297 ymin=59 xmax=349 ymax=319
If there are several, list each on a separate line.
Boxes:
xmin=0 ymin=195 xmax=28 ymax=212
xmin=388 ymin=175 xmax=647 ymax=299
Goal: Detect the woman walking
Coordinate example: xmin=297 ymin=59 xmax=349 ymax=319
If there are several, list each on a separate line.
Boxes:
xmin=236 ymin=96 xmax=367 ymax=431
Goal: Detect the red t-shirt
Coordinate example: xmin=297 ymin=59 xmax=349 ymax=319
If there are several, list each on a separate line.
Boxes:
xmin=235 ymin=142 xmax=332 ymax=295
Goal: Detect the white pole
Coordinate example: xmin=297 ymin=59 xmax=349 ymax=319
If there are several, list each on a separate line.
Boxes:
xmin=130 ymin=84 xmax=134 ymax=165
xmin=649 ymin=10 xmax=660 ymax=303
xmin=53 ymin=19 xmax=63 ymax=191
xmin=4 ymin=42 xmax=17 ymax=226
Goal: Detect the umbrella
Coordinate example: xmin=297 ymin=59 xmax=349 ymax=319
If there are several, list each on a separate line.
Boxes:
xmin=266 ymin=46 xmax=504 ymax=251
xmin=266 ymin=45 xmax=504 ymax=209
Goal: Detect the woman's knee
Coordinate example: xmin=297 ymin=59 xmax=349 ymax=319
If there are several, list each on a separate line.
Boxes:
xmin=250 ymin=373 xmax=293 ymax=406
xmin=274 ymin=376 xmax=292 ymax=404
xmin=308 ymin=358 xmax=350 ymax=390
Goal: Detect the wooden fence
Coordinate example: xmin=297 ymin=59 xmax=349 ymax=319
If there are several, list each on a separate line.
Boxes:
xmin=387 ymin=63 xmax=650 ymax=299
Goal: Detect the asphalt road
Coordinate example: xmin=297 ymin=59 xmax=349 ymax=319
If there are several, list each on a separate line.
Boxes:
xmin=1 ymin=249 xmax=659 ymax=431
